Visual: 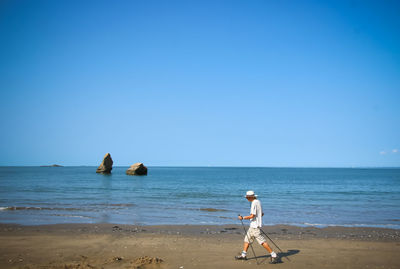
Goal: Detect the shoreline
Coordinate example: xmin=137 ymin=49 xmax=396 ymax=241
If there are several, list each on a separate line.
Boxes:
xmin=1 ymin=223 xmax=399 ymax=241
xmin=1 ymin=223 xmax=399 ymax=268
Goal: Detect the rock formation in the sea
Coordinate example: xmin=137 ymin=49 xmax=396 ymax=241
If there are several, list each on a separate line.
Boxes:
xmin=126 ymin=163 xmax=148 ymax=175
xmin=96 ymin=153 xmax=113 ymax=174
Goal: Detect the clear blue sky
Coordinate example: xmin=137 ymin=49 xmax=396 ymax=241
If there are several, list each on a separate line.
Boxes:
xmin=0 ymin=0 xmax=399 ymax=167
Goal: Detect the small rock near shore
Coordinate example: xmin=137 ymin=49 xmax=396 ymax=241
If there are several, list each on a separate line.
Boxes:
xmin=96 ymin=153 xmax=113 ymax=174
xmin=126 ymin=163 xmax=148 ymax=175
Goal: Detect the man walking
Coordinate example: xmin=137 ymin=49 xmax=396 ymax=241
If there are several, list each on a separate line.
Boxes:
xmin=236 ymin=190 xmax=279 ymax=264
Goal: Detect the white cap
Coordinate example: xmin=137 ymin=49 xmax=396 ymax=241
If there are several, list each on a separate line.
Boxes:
xmin=245 ymin=190 xmax=258 ymax=198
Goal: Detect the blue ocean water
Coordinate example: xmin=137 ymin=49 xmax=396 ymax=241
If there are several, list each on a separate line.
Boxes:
xmin=0 ymin=167 xmax=399 ymax=228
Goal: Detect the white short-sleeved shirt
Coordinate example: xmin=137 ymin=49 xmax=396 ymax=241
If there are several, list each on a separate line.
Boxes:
xmin=249 ymin=199 xmax=263 ymax=228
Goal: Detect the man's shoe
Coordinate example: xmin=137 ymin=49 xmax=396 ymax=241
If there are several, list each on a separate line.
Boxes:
xmin=235 ymin=255 xmax=247 ymax=260
xmin=269 ymin=256 xmax=279 ymax=264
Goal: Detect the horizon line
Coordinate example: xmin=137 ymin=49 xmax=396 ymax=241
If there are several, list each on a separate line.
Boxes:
xmin=1 ymin=165 xmax=400 ymax=169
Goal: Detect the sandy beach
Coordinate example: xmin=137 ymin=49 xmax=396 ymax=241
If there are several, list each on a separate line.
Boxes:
xmin=0 ymin=223 xmax=399 ymax=269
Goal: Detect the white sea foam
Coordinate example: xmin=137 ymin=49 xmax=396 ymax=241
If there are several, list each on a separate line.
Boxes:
xmin=51 ymin=214 xmax=93 ymax=219
xmin=301 ymin=222 xmax=398 ymax=228
xmin=303 ymin=222 xmax=328 ymax=227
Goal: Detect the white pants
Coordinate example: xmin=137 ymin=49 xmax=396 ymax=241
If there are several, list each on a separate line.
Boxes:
xmin=244 ymin=227 xmax=266 ymax=245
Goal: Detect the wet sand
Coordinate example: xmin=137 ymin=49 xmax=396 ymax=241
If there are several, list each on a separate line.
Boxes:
xmin=0 ymin=223 xmax=399 ymax=268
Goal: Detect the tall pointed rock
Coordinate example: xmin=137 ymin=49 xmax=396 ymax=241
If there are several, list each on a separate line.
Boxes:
xmin=96 ymin=153 xmax=113 ymax=174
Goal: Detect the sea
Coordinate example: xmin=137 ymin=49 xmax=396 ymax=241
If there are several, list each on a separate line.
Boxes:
xmin=0 ymin=167 xmax=399 ymax=229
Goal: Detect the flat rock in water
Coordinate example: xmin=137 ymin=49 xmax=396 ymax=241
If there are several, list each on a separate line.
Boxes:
xmin=96 ymin=153 xmax=113 ymax=174
xmin=126 ymin=163 xmax=147 ymax=175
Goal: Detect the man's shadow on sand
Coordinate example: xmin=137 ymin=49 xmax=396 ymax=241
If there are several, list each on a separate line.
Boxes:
xmin=247 ymin=249 xmax=300 ymax=264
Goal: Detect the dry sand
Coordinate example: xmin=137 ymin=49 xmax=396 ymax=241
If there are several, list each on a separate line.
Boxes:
xmin=0 ymin=223 xmax=399 ymax=269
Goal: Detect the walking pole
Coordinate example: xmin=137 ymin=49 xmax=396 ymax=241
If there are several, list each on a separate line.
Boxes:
xmin=238 ymin=215 xmax=259 ymax=265
xmin=260 ymin=228 xmax=291 ymax=262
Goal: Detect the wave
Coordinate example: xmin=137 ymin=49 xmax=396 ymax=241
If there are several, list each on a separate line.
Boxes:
xmin=97 ymin=203 xmax=135 ymax=207
xmin=199 ymin=208 xmax=229 ymax=212
xmin=273 ymin=222 xmax=400 ymax=229
xmin=50 ymin=214 xmax=94 ymax=219
xmin=0 ymin=203 xmax=135 ymax=211
xmin=0 ymin=206 xmax=87 ymax=211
